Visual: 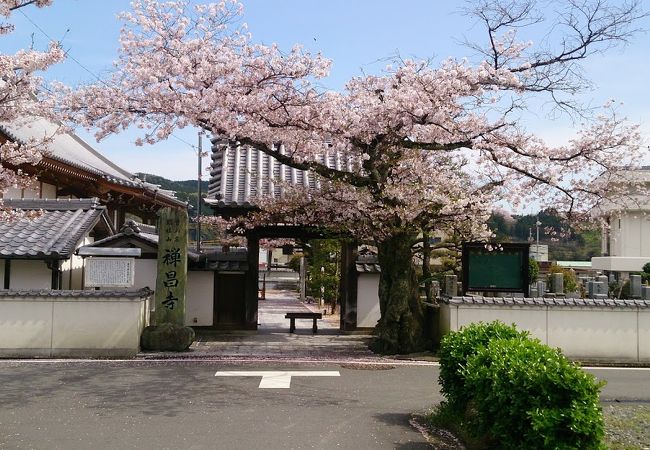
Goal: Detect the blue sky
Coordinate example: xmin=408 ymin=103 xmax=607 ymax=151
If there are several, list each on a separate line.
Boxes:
xmin=2 ymin=0 xmax=649 ymax=180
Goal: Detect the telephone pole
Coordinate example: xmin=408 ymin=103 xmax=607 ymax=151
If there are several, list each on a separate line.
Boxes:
xmin=196 ymin=132 xmax=203 ymax=253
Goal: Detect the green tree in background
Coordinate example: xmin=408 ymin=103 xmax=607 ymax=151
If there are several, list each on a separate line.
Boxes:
xmin=305 ymin=239 xmax=341 ymax=312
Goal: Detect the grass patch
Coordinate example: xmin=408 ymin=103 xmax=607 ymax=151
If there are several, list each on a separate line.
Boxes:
xmin=603 ymin=404 xmax=650 ymax=450
xmin=424 ymin=402 xmax=650 ymax=450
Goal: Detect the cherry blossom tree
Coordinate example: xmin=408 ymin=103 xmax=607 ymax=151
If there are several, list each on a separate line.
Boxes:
xmin=0 ymin=0 xmax=63 ymax=219
xmin=61 ymin=0 xmax=645 ymax=353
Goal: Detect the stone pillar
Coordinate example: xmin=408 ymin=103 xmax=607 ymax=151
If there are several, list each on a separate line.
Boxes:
xmin=339 ymin=241 xmax=358 ymax=331
xmin=154 ymin=207 xmax=188 ymax=326
xmin=550 ymin=273 xmax=563 ymax=294
xmin=630 ymin=274 xmax=642 ymax=299
xmin=299 ymin=256 xmax=306 ymax=302
xmin=642 ymin=286 xmax=650 ymax=300
xmin=245 ymin=234 xmax=260 ymax=330
xmin=444 ymin=275 xmax=457 ymax=297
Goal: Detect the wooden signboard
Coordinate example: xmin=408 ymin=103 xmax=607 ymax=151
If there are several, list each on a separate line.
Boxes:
xmin=84 ymin=257 xmax=135 ymax=287
xmin=154 ymin=207 xmax=188 ymax=325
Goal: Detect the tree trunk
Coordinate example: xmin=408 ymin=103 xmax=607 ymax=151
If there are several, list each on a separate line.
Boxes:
xmin=371 ymin=231 xmax=427 ymax=354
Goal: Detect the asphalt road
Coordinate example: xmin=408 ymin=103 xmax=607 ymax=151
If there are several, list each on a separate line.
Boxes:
xmin=0 ymin=360 xmax=648 ymax=450
xmin=0 ymin=360 xmax=440 ymax=450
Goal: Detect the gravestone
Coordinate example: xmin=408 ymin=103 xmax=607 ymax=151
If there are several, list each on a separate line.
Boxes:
xmin=550 ymin=273 xmax=563 ymax=294
xmin=537 ymin=280 xmax=546 ymax=297
xmin=444 ymin=275 xmax=457 ymax=297
xmin=597 ymin=275 xmax=609 ymax=284
xmin=590 ymin=281 xmax=607 ymax=298
xmin=642 ymin=286 xmax=650 ymax=300
xmin=630 ymin=274 xmax=642 ymax=299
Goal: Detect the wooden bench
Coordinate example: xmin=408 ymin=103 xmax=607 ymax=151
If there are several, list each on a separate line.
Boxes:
xmin=285 ymin=312 xmax=323 ymax=334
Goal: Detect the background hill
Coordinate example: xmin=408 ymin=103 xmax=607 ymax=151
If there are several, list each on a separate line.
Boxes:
xmin=487 ymin=209 xmax=601 ymax=261
xmin=136 ymin=173 xmax=210 ymax=217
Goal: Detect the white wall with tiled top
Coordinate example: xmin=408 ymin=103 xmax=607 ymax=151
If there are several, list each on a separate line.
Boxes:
xmin=9 ymin=261 xmax=51 ymax=290
xmin=0 ymin=292 xmax=150 ymax=358
xmin=441 ymin=300 xmax=650 ymax=362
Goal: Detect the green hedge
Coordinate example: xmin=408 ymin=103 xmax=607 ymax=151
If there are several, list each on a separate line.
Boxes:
xmin=438 ymin=321 xmax=528 ymax=410
xmin=438 ymin=321 xmax=606 ymax=449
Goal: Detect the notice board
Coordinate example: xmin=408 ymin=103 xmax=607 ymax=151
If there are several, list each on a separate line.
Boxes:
xmin=462 ymin=243 xmax=530 ymax=294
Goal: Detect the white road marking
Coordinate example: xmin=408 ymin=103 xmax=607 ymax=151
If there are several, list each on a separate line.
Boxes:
xmin=215 ymin=370 xmax=340 ymax=388
xmin=584 ymin=366 xmax=650 ymax=371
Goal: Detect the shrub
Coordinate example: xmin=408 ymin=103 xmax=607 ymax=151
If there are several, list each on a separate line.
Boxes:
xmin=609 ymin=280 xmax=631 ymax=299
xmin=548 ymin=263 xmax=578 ymax=293
xmin=464 ymin=338 xmax=606 ymax=449
xmin=438 ymin=321 xmax=528 ymax=410
xmin=528 ymin=257 xmax=540 ymax=284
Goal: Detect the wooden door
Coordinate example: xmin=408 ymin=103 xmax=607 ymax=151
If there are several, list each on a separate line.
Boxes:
xmin=213 ymin=273 xmax=246 ymax=327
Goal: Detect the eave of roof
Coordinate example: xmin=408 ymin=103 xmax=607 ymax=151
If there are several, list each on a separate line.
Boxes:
xmin=0 ymin=198 xmax=111 ymax=259
xmin=0 ymin=121 xmax=187 ymax=209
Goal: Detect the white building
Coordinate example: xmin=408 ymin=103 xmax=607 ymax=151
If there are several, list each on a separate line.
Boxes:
xmin=592 ymin=167 xmax=650 ymax=276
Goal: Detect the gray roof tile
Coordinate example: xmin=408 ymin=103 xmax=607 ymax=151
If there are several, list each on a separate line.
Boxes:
xmin=0 ymin=119 xmax=184 ymax=206
xmin=443 ymin=296 xmax=650 ymax=308
xmin=0 ymin=198 xmax=108 ymax=259
xmin=0 ymin=287 xmax=152 ymax=298
xmin=355 ymin=255 xmax=381 ymax=273
xmin=206 ymin=139 xmax=353 ymax=207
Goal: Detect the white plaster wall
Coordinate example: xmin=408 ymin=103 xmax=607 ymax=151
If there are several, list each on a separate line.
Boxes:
xmin=2 ymin=187 xmax=22 ymax=198
xmin=134 ymin=259 xmax=157 ymax=290
xmin=547 ymin=308 xmax=638 ymax=360
xmin=639 ymin=311 xmax=650 ymax=361
xmin=455 ymin=305 xmax=548 ymax=344
xmin=186 ymin=271 xmax=214 ymax=326
xmin=0 ymin=301 xmax=53 ymax=352
xmin=0 ymin=294 xmax=149 ymax=357
xmin=52 ymin=300 xmax=143 ymax=351
xmin=21 ymin=186 xmax=39 ymax=199
xmin=41 ymin=182 xmax=57 ymax=199
xmin=357 ymin=274 xmax=381 ymax=328
xmin=10 ymin=260 xmax=51 ymax=290
xmin=441 ymin=303 xmax=650 ymax=362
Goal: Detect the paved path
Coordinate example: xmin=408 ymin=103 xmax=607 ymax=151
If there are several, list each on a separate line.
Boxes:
xmin=144 ymin=290 xmax=378 ymax=362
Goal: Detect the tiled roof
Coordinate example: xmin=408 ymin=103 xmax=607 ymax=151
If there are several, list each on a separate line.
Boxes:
xmin=205 ymin=138 xmax=350 ymax=207
xmin=0 ymin=198 xmax=109 ymax=259
xmin=87 ymin=220 xmax=159 ymax=248
xmin=0 ymin=287 xmax=153 ymax=298
xmin=442 ymin=296 xmax=650 ymax=308
xmin=355 ymin=255 xmax=381 ymax=273
xmin=0 ymin=118 xmax=183 ymax=206
xmin=82 ymin=223 xmax=233 ymax=265
xmin=207 ymin=260 xmax=249 ymax=272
